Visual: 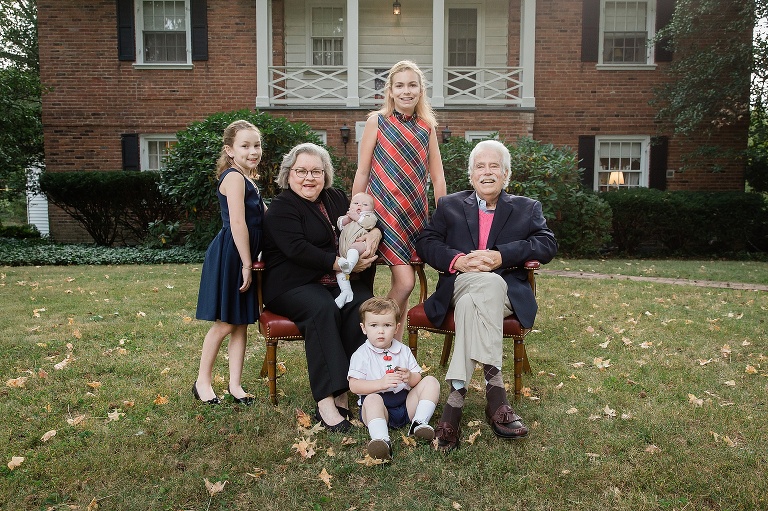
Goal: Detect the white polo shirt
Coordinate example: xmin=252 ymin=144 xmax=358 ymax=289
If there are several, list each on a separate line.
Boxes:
xmin=348 ymin=339 xmax=421 ymax=397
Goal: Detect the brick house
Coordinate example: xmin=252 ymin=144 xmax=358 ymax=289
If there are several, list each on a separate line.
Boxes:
xmin=37 ymin=0 xmax=748 ymax=242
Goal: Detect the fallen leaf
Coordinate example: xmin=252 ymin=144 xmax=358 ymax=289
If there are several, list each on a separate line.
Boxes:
xmin=555 ymin=382 xmax=564 ymax=390
xmin=566 ymin=407 xmax=578 ymax=415
xmin=586 ymin=326 xmax=595 ymax=333
xmin=599 ymin=340 xmax=610 ymax=348
xmin=688 ymin=393 xmax=704 ymax=407
xmin=340 ymin=436 xmax=357 ymax=445
xmin=723 ymin=380 xmax=736 ymax=387
xmin=87 ymin=498 xmax=99 ymax=511
xmin=67 ymin=414 xmax=86 ymax=426
xmin=593 ymin=357 xmax=611 ymax=370
xmin=153 ymin=395 xmax=169 ymax=405
xmin=6 ymin=376 xmax=28 ymax=388
xmin=54 ymin=354 xmax=74 ymax=370
xmin=41 ymin=430 xmax=57 ymax=442
xmin=292 ymin=437 xmax=317 ymax=459
xmin=136 ymin=311 xmax=146 ymax=318
xmin=326 ymin=446 xmax=336 ymax=456
xmin=639 ymin=341 xmax=653 ymax=349
xmin=276 ymin=362 xmax=287 ymax=375
xmin=745 ymin=365 xmax=758 ymax=374
xmin=644 ymin=444 xmax=660 ymax=454
xmin=319 ymin=468 xmax=332 ymax=489
xmin=467 ymin=420 xmax=483 ymax=427
xmin=8 ymin=456 xmax=24 ymax=470
xmin=401 ymin=433 xmax=416 ymax=447
xmin=466 ymin=430 xmax=481 ymax=445
xmin=723 ymin=436 xmax=737 ymax=448
xmin=86 ymin=381 xmax=102 ymax=389
xmin=160 ymin=367 xmax=170 ymax=376
xmin=246 ymin=468 xmax=267 ymax=479
xmin=356 ymin=454 xmax=387 ymax=466
xmin=204 ymin=478 xmax=227 ymax=496
xmin=452 ymin=502 xmax=462 ymax=510
xmin=698 ymin=358 xmax=713 ymax=366
xmin=603 ymin=405 xmax=616 ymax=418
xmin=107 ymin=410 xmax=125 ymax=422
xmin=296 ymin=408 xmax=312 ymax=429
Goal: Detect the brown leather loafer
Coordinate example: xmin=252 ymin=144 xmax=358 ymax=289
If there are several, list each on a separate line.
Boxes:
xmin=486 ymin=404 xmax=528 ymax=439
xmin=435 ymin=421 xmax=461 ymax=452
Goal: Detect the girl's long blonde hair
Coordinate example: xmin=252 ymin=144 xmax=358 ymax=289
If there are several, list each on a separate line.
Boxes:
xmin=215 ymin=120 xmax=262 ymax=179
xmin=369 ymin=60 xmax=437 ymax=129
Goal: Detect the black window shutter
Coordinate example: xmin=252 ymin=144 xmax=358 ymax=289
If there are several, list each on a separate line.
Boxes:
xmin=116 ymin=0 xmax=136 ymax=61
xmin=655 ymin=0 xmax=675 ymax=62
xmin=121 ymin=134 xmax=140 ymax=171
xmin=578 ymin=136 xmax=596 ymax=190
xmin=581 ymin=0 xmax=600 ymax=62
xmin=649 ymin=136 xmax=668 ymax=190
xmin=191 ymin=0 xmax=208 ymax=61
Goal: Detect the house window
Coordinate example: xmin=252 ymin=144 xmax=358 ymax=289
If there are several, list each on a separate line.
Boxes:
xmin=601 ymin=1 xmax=653 ymax=65
xmin=465 ymin=131 xmax=498 ymax=142
xmin=312 ymin=130 xmax=328 ymax=144
xmin=447 ymin=8 xmax=478 ymax=94
xmin=311 ymin=7 xmax=344 ymax=66
xmin=141 ymin=135 xmax=177 ymax=171
xmin=596 ymin=136 xmax=649 ymax=191
xmin=137 ymin=1 xmax=190 ymax=64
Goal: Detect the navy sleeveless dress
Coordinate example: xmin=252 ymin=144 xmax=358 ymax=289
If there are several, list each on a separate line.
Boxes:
xmin=196 ymin=168 xmax=264 ymax=325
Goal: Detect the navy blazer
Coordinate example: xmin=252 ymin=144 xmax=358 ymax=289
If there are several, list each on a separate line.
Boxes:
xmin=415 ymin=190 xmax=557 ymax=329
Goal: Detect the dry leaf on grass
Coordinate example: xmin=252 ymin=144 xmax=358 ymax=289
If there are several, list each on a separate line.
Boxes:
xmin=246 ymin=468 xmax=267 ymax=479
xmin=745 ymin=365 xmax=758 ymax=374
xmin=319 ymin=468 xmax=333 ymax=489
xmin=7 ymin=456 xmax=24 ymax=470
xmin=603 ymin=405 xmax=617 ymax=418
xmin=356 ymin=454 xmax=388 ymax=466
xmin=292 ymin=437 xmax=317 ymax=459
xmin=6 ymin=376 xmax=28 ymax=388
xmin=566 ymin=407 xmax=578 ymax=415
xmin=296 ymin=408 xmax=312 ymax=429
xmin=204 ymin=478 xmax=227 ymax=496
xmin=86 ymin=381 xmax=102 ymax=389
xmin=153 ymin=395 xmax=169 ymax=405
xmin=687 ymin=393 xmax=704 ymax=407
xmin=41 ymin=430 xmax=57 ymax=442
xmin=452 ymin=502 xmax=462 ymax=510
xmin=54 ymin=353 xmax=74 ymax=370
xmin=107 ymin=410 xmax=125 ymax=422
xmin=67 ymin=414 xmax=87 ymax=426
xmin=466 ymin=430 xmax=481 ymax=445
xmin=644 ymin=444 xmax=661 ymax=454
xmin=340 ymin=436 xmax=357 ymax=445
xmin=593 ymin=357 xmax=611 ymax=370
xmin=401 ymin=433 xmax=416 ymax=447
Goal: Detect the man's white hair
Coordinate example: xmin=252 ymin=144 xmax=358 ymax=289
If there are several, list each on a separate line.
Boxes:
xmin=467 ymin=140 xmax=511 ymax=188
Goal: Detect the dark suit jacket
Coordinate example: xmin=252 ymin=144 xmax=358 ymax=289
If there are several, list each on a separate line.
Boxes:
xmin=262 ymin=187 xmax=374 ymax=307
xmin=415 ymin=190 xmax=557 ymax=329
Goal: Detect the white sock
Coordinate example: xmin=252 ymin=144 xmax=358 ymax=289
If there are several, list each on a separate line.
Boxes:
xmin=344 ymin=249 xmax=360 ymax=272
xmin=334 ymin=272 xmax=354 ymax=308
xmin=367 ymin=417 xmax=389 ymax=441
xmin=412 ymin=399 xmax=436 ymax=424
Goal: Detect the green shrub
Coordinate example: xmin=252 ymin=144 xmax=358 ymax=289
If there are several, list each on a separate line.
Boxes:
xmin=601 ymin=189 xmax=768 ymax=255
xmin=0 ymin=237 xmax=204 ymax=266
xmin=160 ymin=110 xmax=332 ymax=249
xmin=437 ymin=136 xmax=612 ymax=257
xmin=38 ymin=171 xmax=176 ymax=246
xmin=0 ymin=222 xmax=41 ymax=239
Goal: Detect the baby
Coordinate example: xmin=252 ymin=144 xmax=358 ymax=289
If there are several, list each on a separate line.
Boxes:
xmin=335 ymin=192 xmax=378 ymax=308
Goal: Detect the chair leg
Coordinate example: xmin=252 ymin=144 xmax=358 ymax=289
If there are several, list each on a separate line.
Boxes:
xmin=439 ymin=333 xmax=454 ymax=367
xmin=513 ymin=338 xmax=525 ymax=401
xmin=263 ymin=339 xmax=278 ymax=405
xmin=522 ymin=344 xmax=532 ymax=374
xmin=407 ymin=329 xmax=419 ymax=360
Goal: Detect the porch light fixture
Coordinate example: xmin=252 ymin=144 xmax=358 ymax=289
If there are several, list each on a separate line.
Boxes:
xmin=393 ymin=1 xmax=401 ymax=15
xmin=340 ymin=124 xmax=351 ymax=145
xmin=441 ymin=125 xmax=452 ymax=143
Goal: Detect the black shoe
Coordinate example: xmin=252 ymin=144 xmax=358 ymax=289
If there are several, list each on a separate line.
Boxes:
xmin=315 ymin=406 xmax=354 ymax=433
xmin=336 ymin=406 xmax=351 ymax=419
xmin=192 ymin=381 xmax=220 ymax=405
xmin=228 ymin=386 xmax=255 ymax=406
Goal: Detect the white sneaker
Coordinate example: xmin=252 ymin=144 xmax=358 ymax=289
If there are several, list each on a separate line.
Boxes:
xmin=408 ymin=421 xmax=435 ymax=442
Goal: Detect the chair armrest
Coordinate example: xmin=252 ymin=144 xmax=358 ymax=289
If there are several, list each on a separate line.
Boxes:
xmin=410 ymin=256 xmax=428 ymax=303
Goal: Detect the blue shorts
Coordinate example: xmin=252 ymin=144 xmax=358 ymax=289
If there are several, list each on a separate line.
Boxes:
xmin=359 ymin=390 xmax=410 ymax=428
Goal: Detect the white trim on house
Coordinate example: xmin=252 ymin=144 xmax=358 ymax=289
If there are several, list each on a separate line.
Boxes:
xmin=597 ymin=0 xmax=657 ymax=69
xmin=593 ymin=135 xmax=651 ymax=191
xmin=133 ymin=0 xmax=193 ymax=68
xmin=26 ymin=166 xmax=49 ymax=236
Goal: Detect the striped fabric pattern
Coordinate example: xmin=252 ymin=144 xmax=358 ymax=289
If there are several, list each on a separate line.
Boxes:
xmin=368 ymin=111 xmax=431 ymax=265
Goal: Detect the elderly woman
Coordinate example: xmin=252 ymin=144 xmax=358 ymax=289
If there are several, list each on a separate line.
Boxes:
xmin=262 ymin=143 xmax=381 ymax=432
xmin=415 ymin=139 xmax=558 ymax=451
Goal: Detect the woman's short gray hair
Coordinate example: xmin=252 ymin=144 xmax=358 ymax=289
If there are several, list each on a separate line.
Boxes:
xmin=467 ymin=140 xmax=512 ymax=189
xmin=276 ymin=142 xmax=335 ymax=190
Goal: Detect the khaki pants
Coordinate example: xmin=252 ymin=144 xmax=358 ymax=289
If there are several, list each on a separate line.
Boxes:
xmin=445 ymin=272 xmax=513 ymax=383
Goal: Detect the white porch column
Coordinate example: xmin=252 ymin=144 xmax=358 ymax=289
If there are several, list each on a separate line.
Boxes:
xmin=346 ymin=0 xmax=360 ymax=107
xmin=431 ymin=0 xmax=445 ymax=107
xmin=519 ymin=0 xmax=537 ymax=108
xmin=255 ymin=0 xmax=270 ymax=107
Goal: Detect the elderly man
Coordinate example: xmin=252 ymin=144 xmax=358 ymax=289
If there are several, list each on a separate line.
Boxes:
xmin=415 ymin=139 xmax=558 ymax=451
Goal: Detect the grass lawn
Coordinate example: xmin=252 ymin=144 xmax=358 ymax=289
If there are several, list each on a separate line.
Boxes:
xmin=1 ymin=261 xmax=767 ymax=510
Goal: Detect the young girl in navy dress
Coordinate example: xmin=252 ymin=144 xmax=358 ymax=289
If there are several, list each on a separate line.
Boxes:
xmin=193 ymin=120 xmax=265 ymax=405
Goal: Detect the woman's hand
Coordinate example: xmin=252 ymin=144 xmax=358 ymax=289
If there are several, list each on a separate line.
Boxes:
xmin=239 ymin=266 xmax=252 ymax=292
xmin=356 ymin=228 xmax=382 ymax=259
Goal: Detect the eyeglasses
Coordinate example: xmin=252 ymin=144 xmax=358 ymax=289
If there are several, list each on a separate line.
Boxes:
xmin=291 ymin=167 xmax=325 ymax=179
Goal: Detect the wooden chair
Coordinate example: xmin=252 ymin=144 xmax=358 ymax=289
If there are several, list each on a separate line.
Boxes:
xmin=252 ymin=260 xmax=383 ymax=405
xmin=405 ymin=257 xmax=540 ymax=400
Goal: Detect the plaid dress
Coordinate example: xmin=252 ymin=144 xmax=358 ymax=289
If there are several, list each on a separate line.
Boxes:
xmin=367 ymin=111 xmax=431 ymax=265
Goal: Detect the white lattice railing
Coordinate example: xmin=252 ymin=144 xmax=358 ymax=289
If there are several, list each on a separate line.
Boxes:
xmin=267 ymin=66 xmax=524 ymax=106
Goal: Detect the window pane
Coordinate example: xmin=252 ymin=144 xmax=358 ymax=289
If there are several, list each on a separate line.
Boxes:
xmin=448 ymin=9 xmax=477 ymax=67
xmin=311 ymin=7 xmax=344 ymax=65
xmin=603 ymin=1 xmax=648 ymax=63
xmin=597 ymin=140 xmax=643 ymax=190
xmin=142 ymin=1 xmax=187 ymax=63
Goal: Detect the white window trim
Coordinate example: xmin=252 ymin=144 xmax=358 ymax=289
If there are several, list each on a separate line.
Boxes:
xmin=593 ymin=135 xmax=650 ymax=191
xmin=133 ymin=0 xmax=193 ymax=69
xmin=444 ymin=2 xmax=486 ymax=68
xmin=312 ymin=130 xmax=328 ymax=144
xmin=305 ymin=2 xmax=346 ymax=67
xmin=140 ymin=134 xmax=178 ymax=172
xmin=596 ymin=0 xmax=658 ymax=70
xmin=465 ymin=131 xmax=498 ymax=142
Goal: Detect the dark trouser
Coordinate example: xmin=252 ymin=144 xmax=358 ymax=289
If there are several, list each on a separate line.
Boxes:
xmin=266 ymin=280 xmax=373 ymax=402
